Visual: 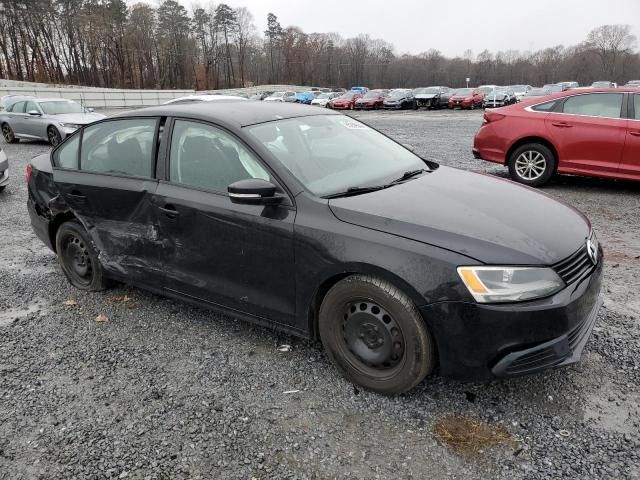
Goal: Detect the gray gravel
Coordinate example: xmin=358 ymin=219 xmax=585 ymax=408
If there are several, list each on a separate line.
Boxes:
xmin=1 ymin=109 xmax=639 ymax=480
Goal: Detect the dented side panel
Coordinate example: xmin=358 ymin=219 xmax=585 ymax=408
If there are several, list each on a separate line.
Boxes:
xmin=51 ymin=168 xmax=162 ymax=284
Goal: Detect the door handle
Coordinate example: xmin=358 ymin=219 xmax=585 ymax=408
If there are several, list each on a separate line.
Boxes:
xmin=551 ymin=122 xmax=573 ymax=128
xmin=67 ymin=191 xmax=87 ymax=200
xmin=630 ymin=130 xmax=640 ymax=137
xmin=158 ymin=204 xmax=180 ymax=218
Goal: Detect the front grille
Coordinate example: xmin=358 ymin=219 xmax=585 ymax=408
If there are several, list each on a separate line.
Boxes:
xmin=503 ymin=314 xmax=592 ymax=375
xmin=553 ymin=246 xmax=595 ymax=285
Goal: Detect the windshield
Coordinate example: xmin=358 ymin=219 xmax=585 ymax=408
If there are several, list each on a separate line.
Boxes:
xmin=591 ymin=82 xmax=610 ymax=87
xmin=415 ymin=87 xmax=439 ymax=94
xmin=454 ymin=88 xmax=473 ymax=96
xmin=478 ymin=87 xmax=494 ymax=95
xmin=39 ymin=100 xmax=84 ymax=115
xmin=317 ymin=93 xmax=332 ymax=99
xmin=526 ymin=89 xmax=549 ymax=96
xmin=271 ymin=92 xmax=284 ymax=98
xmin=363 ymin=91 xmax=380 ymax=99
xmin=339 ymin=92 xmax=357 ymax=99
xmin=247 ymin=115 xmax=428 ymax=197
xmin=509 ymin=85 xmax=527 ymax=91
xmin=389 ymin=90 xmax=410 ymax=99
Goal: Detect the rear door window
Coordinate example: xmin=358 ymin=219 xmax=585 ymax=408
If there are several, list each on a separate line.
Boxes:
xmin=80 ymin=119 xmax=157 ymax=177
xmin=561 ymin=93 xmax=623 ymax=118
xmin=633 ymin=94 xmax=640 ymax=120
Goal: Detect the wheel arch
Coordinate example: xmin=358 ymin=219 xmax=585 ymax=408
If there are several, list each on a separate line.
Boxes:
xmin=306 ymin=264 xmax=428 ymax=340
xmin=506 ymin=136 xmax=559 ymax=169
xmin=49 ymin=211 xmax=79 ymax=253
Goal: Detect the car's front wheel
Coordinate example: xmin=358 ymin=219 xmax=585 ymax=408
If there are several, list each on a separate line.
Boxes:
xmin=508 ymin=143 xmax=556 ymax=187
xmin=55 ymin=220 xmax=110 ymax=291
xmin=319 ymin=275 xmax=435 ymax=395
xmin=47 ymin=126 xmax=62 ymax=146
xmin=2 ymin=123 xmax=19 ymax=143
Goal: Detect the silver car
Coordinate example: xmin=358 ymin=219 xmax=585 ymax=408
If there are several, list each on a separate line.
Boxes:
xmin=0 ymin=98 xmax=105 ymax=146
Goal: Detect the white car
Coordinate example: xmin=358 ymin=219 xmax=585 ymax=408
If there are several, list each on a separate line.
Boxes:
xmin=311 ymin=92 xmax=340 ymax=107
xmin=264 ymin=91 xmax=297 ymax=103
xmin=0 ymin=146 xmax=8 ymax=192
xmin=508 ymin=85 xmax=532 ymax=102
xmin=164 ymin=94 xmax=247 ymax=105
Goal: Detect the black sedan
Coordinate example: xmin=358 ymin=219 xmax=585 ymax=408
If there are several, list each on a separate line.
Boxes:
xmin=27 ymin=101 xmax=603 ymax=394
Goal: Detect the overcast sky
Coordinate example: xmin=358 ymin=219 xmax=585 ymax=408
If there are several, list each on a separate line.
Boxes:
xmin=163 ymin=0 xmax=640 ymax=57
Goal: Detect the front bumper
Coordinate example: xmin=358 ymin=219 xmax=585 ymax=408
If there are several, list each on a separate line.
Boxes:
xmin=0 ymin=151 xmax=8 ymax=187
xmin=420 ymin=254 xmax=603 ymax=380
xmin=383 ymin=103 xmax=402 ymax=110
xmin=484 ymin=100 xmax=507 ymax=108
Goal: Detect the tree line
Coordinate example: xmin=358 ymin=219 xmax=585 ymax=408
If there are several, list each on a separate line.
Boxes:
xmin=0 ymin=0 xmax=638 ymax=90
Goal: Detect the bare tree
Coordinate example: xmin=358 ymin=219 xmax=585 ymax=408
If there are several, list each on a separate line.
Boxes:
xmin=587 ymin=24 xmax=637 ymax=80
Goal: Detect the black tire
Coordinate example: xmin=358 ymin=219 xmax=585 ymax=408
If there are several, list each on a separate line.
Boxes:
xmin=55 ymin=220 xmax=110 ymax=291
xmin=47 ymin=126 xmax=62 ymax=146
xmin=2 ymin=123 xmax=19 ymax=143
xmin=319 ymin=275 xmax=435 ymax=395
xmin=508 ymin=143 xmax=556 ymax=187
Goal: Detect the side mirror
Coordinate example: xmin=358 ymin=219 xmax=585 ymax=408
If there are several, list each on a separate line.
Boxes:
xmin=27 ymin=110 xmax=41 ymax=116
xmin=87 ymin=107 xmax=95 ymax=112
xmin=228 ymin=178 xmax=284 ymax=205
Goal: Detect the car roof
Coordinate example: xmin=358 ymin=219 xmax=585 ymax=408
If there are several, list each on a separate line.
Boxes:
xmin=116 ymin=100 xmax=341 ymax=128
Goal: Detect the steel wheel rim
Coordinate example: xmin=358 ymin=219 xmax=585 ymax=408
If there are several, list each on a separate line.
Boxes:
xmin=515 ymin=150 xmax=547 ymax=180
xmin=341 ymin=300 xmax=406 ymax=374
xmin=61 ymin=233 xmax=93 ymax=286
xmin=48 ymin=128 xmax=59 ymax=146
xmin=2 ymin=124 xmax=13 ymax=141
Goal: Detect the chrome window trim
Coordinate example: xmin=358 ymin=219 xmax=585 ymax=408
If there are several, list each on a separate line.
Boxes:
xmin=524 ymin=91 xmax=626 ymax=120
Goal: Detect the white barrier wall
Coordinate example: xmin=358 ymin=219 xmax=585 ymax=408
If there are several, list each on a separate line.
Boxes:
xmin=0 ymin=81 xmax=314 ymax=108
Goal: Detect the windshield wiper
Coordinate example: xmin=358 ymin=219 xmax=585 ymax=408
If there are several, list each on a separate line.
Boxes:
xmin=389 ymin=169 xmax=426 ymax=185
xmin=323 ymin=169 xmax=428 ymax=199
xmin=323 ymin=185 xmax=387 ymax=199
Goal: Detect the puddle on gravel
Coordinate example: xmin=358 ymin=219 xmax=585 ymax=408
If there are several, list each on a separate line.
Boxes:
xmin=0 ymin=300 xmax=49 ymax=327
xmin=432 ymin=415 xmax=516 ymax=456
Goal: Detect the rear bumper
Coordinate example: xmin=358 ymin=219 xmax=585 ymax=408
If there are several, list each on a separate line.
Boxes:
xmin=420 ymin=256 xmax=603 ymax=381
xmin=472 ymin=124 xmax=507 ymax=164
xmin=27 ymin=196 xmax=54 ymax=251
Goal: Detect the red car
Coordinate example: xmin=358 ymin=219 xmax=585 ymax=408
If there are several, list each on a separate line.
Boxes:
xmin=354 ymin=90 xmax=386 ymax=110
xmin=329 ymin=92 xmax=362 ymax=110
xmin=473 ymin=88 xmax=640 ymax=186
xmin=448 ymin=88 xmax=484 ymax=109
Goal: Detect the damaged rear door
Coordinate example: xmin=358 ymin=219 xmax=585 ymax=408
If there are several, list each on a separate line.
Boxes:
xmin=52 ymin=117 xmax=163 ymax=285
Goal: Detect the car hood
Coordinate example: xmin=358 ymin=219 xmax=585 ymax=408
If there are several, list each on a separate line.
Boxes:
xmin=385 ymin=97 xmax=406 ymax=102
xmin=450 ymin=95 xmax=471 ymax=101
xmin=328 ymin=166 xmax=590 ymax=265
xmin=415 ymin=93 xmax=437 ymax=99
xmin=53 ymin=112 xmax=106 ymax=124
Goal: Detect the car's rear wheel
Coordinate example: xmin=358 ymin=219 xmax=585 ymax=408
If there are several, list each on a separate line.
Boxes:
xmin=2 ymin=123 xmax=19 ymax=143
xmin=319 ymin=275 xmax=435 ymax=395
xmin=508 ymin=143 xmax=556 ymax=187
xmin=55 ymin=220 xmax=110 ymax=291
xmin=47 ymin=126 xmax=62 ymax=146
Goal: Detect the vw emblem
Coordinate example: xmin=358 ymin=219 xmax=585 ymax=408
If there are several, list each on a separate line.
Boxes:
xmin=586 ymin=234 xmax=598 ymax=265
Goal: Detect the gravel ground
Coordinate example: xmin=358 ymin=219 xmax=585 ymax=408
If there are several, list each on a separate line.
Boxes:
xmin=1 ymin=109 xmax=639 ymax=480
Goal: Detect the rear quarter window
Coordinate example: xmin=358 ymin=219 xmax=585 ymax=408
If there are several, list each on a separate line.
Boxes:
xmin=530 ymin=100 xmax=558 ymax=112
xmin=53 ymin=134 xmax=80 ymax=169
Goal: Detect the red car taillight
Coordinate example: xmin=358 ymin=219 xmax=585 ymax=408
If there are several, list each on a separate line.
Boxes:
xmin=482 ymin=112 xmax=506 ymax=124
xmin=26 ymin=162 xmax=32 ymax=182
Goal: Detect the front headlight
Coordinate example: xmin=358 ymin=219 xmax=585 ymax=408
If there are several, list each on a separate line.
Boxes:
xmin=457 ymin=266 xmax=565 ymax=303
xmin=61 ymin=123 xmax=81 ymax=129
